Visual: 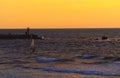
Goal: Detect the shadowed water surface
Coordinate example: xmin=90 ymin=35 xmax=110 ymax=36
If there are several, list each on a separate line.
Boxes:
xmin=0 ymin=29 xmax=120 ymax=77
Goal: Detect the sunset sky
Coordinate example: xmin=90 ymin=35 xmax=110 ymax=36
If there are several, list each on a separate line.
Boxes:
xmin=0 ymin=0 xmax=120 ymax=29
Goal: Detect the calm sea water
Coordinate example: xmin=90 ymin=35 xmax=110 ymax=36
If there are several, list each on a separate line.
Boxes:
xmin=0 ymin=29 xmax=120 ymax=78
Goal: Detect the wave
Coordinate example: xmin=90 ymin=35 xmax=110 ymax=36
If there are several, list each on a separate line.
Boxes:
xmin=18 ymin=65 xmax=120 ymax=76
xmin=73 ymin=54 xmax=120 ymax=61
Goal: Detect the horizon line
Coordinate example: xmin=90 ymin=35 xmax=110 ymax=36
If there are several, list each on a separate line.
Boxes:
xmin=0 ymin=27 xmax=120 ymax=29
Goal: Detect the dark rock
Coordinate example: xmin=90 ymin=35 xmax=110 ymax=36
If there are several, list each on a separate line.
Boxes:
xmin=102 ymin=36 xmax=108 ymax=40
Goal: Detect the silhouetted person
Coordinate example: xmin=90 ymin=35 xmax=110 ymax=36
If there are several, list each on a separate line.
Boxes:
xmin=26 ymin=27 xmax=30 ymax=36
xmin=30 ymin=39 xmax=35 ymax=52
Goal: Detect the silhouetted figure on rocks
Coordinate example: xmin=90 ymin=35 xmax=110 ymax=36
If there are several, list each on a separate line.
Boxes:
xmin=27 ymin=27 xmax=30 ymax=35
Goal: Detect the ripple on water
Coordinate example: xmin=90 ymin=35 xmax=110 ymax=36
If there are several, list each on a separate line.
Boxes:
xmin=19 ymin=65 xmax=120 ymax=76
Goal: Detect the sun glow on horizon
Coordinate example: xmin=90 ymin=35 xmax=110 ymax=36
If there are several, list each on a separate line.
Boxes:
xmin=0 ymin=0 xmax=120 ymax=28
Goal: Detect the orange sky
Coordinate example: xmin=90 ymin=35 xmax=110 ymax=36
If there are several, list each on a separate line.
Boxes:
xmin=0 ymin=0 xmax=120 ymax=29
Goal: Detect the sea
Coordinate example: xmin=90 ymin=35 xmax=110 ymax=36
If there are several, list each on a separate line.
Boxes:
xmin=0 ymin=29 xmax=120 ymax=78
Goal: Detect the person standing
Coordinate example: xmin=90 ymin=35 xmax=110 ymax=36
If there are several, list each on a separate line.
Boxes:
xmin=30 ymin=39 xmax=35 ymax=52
